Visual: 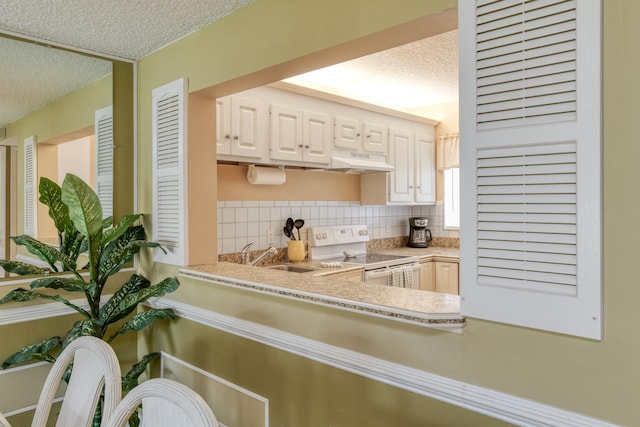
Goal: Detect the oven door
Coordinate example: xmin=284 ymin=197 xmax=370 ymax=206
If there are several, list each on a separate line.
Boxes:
xmin=364 ymin=263 xmax=420 ymax=288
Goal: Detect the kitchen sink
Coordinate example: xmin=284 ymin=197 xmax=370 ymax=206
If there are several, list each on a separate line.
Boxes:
xmin=266 ymin=264 xmax=316 ymax=273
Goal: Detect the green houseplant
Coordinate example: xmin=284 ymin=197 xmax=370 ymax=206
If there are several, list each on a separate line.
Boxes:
xmin=0 ymin=173 xmax=179 ymax=424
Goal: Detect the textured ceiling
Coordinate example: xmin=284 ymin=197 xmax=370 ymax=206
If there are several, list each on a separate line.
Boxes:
xmin=0 ymin=1 xmax=458 ymax=129
xmin=285 ymin=30 xmax=459 ymax=114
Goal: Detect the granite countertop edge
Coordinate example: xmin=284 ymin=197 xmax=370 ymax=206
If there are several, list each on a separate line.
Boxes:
xmin=179 ymin=248 xmax=463 ymax=328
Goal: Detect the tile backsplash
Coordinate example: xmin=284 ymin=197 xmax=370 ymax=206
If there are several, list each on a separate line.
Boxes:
xmin=217 ymin=200 xmax=459 ymax=254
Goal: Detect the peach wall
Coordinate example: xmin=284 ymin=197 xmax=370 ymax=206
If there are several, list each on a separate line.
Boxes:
xmin=217 ymin=164 xmax=360 ymax=201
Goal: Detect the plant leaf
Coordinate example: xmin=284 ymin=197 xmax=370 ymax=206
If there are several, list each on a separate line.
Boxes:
xmin=0 ymin=259 xmax=48 ymax=275
xmin=10 ymin=235 xmax=65 ymax=272
xmin=2 ymin=336 xmax=61 ymax=369
xmin=99 ymin=226 xmax=145 ymax=280
xmin=132 ymin=240 xmax=167 ymax=254
xmin=101 ymin=216 xmax=113 ymax=229
xmin=122 ymin=352 xmax=160 ymax=393
xmin=102 ymin=214 xmax=141 ymax=246
xmin=99 ymin=274 xmax=150 ymax=324
xmin=38 ymin=177 xmax=70 ymax=231
xmin=107 ymin=308 xmax=175 ymax=342
xmin=61 ymin=173 xmax=103 ymax=238
xmin=0 ymin=288 xmax=89 ymax=317
xmin=100 ymin=277 xmax=178 ymax=326
xmin=0 ymin=288 xmax=38 ymax=304
xmin=61 ymin=320 xmax=102 ymax=349
xmin=30 ymin=277 xmax=89 ymax=293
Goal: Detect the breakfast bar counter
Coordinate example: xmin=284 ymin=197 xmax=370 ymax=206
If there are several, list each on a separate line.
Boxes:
xmin=180 ymin=261 xmax=463 ymax=329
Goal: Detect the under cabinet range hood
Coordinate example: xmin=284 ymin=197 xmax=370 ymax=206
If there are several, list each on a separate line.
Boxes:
xmin=327 ymin=151 xmax=394 ymax=173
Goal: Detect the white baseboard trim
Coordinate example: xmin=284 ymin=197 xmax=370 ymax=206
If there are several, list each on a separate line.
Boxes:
xmin=0 ymin=295 xmax=112 ymax=326
xmin=148 ymin=297 xmax=618 ymax=427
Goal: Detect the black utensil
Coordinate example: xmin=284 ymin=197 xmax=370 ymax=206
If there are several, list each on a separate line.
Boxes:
xmin=283 ymin=226 xmax=294 ymax=240
xmin=294 ymin=219 xmax=304 ymax=240
xmin=286 ymin=218 xmax=295 ymax=240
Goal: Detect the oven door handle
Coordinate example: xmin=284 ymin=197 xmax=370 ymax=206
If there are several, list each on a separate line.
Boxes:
xmin=366 ymin=263 xmax=419 ymax=279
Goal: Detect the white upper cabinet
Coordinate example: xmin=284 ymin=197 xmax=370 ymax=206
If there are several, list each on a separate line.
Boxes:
xmin=302 ymin=111 xmax=331 ymax=164
xmin=334 ymin=116 xmax=362 ymax=151
xmin=388 ymin=127 xmax=414 ymax=203
xmin=414 ymin=132 xmax=436 ymax=203
xmin=216 ymin=95 xmax=266 ymax=160
xmin=361 ymin=124 xmax=435 ymax=206
xmin=269 ymin=105 xmax=331 ymax=165
xmin=363 ymin=122 xmax=387 ymax=154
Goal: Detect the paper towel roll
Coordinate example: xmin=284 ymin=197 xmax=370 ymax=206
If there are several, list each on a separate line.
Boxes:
xmin=247 ymin=165 xmax=286 ymax=185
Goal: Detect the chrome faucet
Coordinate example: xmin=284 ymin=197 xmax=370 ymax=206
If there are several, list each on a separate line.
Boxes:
xmin=240 ymin=242 xmax=254 ymax=265
xmin=250 ymin=246 xmax=278 ymax=266
xmin=240 ymin=242 xmax=278 ymax=266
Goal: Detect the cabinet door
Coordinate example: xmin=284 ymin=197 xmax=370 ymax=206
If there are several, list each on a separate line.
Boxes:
xmin=415 ymin=132 xmax=436 ymax=203
xmin=230 ymin=96 xmax=265 ymax=159
xmin=215 ymin=97 xmax=231 ymax=155
xmin=363 ymin=122 xmax=387 ymax=154
xmin=419 ymin=261 xmax=435 ymax=292
xmin=334 ymin=116 xmax=362 ymax=151
xmin=388 ymin=128 xmax=414 ymax=202
xmin=269 ymin=104 xmax=303 ymax=162
xmin=435 ymin=262 xmax=459 ymax=295
xmin=302 ymin=111 xmax=331 ymax=165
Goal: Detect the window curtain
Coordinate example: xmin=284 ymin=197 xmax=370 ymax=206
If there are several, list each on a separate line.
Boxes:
xmin=437 ymin=132 xmax=459 ymax=170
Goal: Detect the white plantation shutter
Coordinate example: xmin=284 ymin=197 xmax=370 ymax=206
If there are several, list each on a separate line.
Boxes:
xmin=23 ymin=136 xmax=37 ymax=236
xmin=95 ymin=106 xmax=114 ymax=219
xmin=459 ymin=1 xmax=602 ymax=338
xmin=151 ymin=78 xmax=188 ymax=265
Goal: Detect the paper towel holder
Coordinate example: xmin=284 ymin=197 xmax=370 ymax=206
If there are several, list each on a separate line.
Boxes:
xmin=247 ymin=164 xmax=286 ymax=185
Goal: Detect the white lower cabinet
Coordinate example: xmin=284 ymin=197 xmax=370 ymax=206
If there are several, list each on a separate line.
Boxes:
xmin=419 ymin=260 xmax=459 ymax=295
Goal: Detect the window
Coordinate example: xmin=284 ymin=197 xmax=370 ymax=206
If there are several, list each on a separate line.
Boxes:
xmin=443 ymin=168 xmax=459 ymax=229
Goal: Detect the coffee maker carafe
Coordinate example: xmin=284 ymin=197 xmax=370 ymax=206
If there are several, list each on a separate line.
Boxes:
xmin=408 ymin=217 xmax=432 ymax=248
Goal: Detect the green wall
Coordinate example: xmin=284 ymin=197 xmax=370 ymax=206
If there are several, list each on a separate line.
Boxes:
xmin=135 ymin=0 xmax=640 ymax=425
xmin=132 ymin=0 xmax=640 ymax=425
xmin=2 ymin=0 xmax=636 ymax=425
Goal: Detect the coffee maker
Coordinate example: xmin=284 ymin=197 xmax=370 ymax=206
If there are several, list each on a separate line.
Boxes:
xmin=408 ymin=217 xmax=432 ymax=248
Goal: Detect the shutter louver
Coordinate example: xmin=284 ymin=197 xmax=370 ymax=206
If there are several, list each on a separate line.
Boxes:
xmin=95 ymin=106 xmax=114 ymax=219
xmin=477 ymin=142 xmax=577 ymax=295
xmin=460 ymin=1 xmax=602 ymax=339
xmin=476 ymin=0 xmax=577 ymax=130
xmin=23 ymin=136 xmax=37 ymax=236
xmin=152 ymin=78 xmax=187 ymax=265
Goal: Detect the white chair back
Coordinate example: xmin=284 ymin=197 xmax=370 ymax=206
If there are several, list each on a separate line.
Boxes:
xmin=104 ymin=378 xmax=218 ymax=427
xmin=31 ymin=336 xmax=122 ymax=427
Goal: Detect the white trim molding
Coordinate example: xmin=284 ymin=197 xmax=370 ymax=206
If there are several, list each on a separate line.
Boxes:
xmin=0 ymin=295 xmax=112 ymax=326
xmin=147 ymin=297 xmax=618 ymax=427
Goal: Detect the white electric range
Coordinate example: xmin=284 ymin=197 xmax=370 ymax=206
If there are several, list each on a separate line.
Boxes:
xmin=308 ymin=225 xmax=420 ymax=288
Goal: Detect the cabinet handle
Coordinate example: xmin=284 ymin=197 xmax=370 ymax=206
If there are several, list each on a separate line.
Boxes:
xmin=233 ymin=135 xmax=239 ymax=140
xmin=224 ymin=134 xmax=231 ymax=139
xmin=305 ymin=145 xmax=310 ymax=148
xmin=409 ymin=186 xmax=414 ymax=189
xmin=417 ymin=186 xmax=421 ymax=189
xmin=298 ymin=144 xmax=303 ymax=148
